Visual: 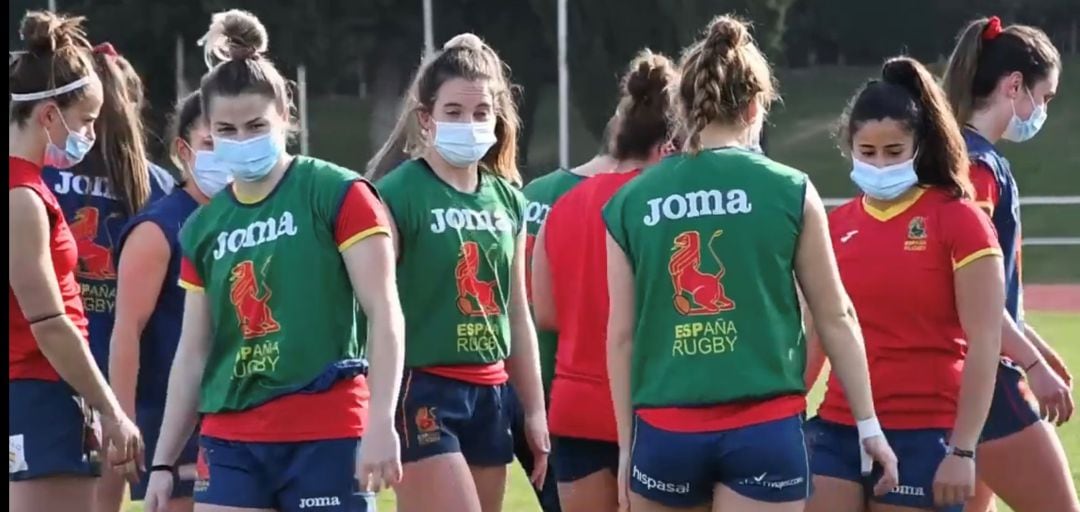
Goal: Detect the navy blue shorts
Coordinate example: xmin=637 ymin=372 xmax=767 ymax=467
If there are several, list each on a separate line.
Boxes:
xmin=395 ymin=369 xmax=513 ymax=466
xmin=129 ymin=404 xmax=199 ymax=500
xmin=629 ymin=413 xmax=809 ymax=507
xmin=981 ymin=361 xmax=1040 ymax=443
xmin=194 ymin=436 xmax=375 ymax=511
xmin=552 ymin=436 xmax=619 ymax=483
xmin=9 ymin=379 xmax=102 ymax=481
xmin=806 ymin=417 xmax=960 ymax=512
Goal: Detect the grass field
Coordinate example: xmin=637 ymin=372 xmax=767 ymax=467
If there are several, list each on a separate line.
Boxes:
xmin=123 ymin=311 xmax=1080 ymax=511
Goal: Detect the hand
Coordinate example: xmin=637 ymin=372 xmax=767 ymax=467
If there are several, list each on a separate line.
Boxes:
xmin=932 ymin=453 xmax=976 ymax=507
xmin=1038 ymin=345 xmax=1073 ymax=389
xmin=861 ymin=435 xmax=898 ymax=496
xmin=1027 ymin=362 xmax=1075 ymax=425
xmin=523 ymin=411 xmax=551 ymax=489
xmin=142 ymin=468 xmax=175 ymax=512
xmin=100 ymin=410 xmax=144 ymax=474
xmin=617 ymin=448 xmax=631 ymax=512
xmin=356 ymin=418 xmax=402 ymax=493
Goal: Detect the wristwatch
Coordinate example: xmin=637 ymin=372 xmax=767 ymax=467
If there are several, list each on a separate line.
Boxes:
xmin=150 ymin=464 xmax=180 ymax=488
xmin=947 ymin=446 xmax=976 ymax=459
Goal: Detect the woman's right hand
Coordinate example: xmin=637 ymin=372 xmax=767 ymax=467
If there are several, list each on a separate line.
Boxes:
xmin=617 ymin=448 xmax=631 ymax=512
xmin=1027 ymin=362 xmax=1074 ymax=425
xmin=142 ymin=469 xmax=175 ymax=512
xmin=101 ymin=410 xmax=144 ymax=474
xmin=862 ymin=435 xmax=899 ymax=496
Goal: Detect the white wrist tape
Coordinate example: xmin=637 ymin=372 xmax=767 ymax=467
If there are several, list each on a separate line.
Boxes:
xmin=855 ymin=416 xmax=884 ymax=475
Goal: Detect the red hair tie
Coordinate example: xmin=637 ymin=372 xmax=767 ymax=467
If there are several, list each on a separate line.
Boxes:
xmin=982 ymin=16 xmax=1003 ymax=41
xmin=93 ymin=42 xmax=119 ymax=57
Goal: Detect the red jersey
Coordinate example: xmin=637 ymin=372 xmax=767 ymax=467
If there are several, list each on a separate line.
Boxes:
xmin=819 ymin=187 xmax=1001 ymax=429
xmin=544 ymin=171 xmax=639 ymax=442
xmin=9 ymin=157 xmax=90 ymax=381
xmin=180 ymin=181 xmax=388 ymax=441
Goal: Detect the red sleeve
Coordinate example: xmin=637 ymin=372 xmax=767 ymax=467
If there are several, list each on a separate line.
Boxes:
xmin=969 ymin=161 xmax=999 ymax=216
xmin=943 ymin=200 xmax=1002 ymax=270
xmin=179 ymin=256 xmax=205 ymax=291
xmin=335 ymin=181 xmax=391 ymax=250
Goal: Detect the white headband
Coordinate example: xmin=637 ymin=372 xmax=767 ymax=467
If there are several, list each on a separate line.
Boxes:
xmin=10 ymin=75 xmax=93 ymax=102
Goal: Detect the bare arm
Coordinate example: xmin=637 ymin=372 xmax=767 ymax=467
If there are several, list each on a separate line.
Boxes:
xmin=1000 ymin=311 xmax=1043 ymax=368
xmin=9 ymin=188 xmax=121 ymax=419
xmin=800 ymin=290 xmax=828 ymax=391
xmin=950 ymin=256 xmax=1005 ymax=450
xmin=531 ymin=224 xmax=557 ymax=330
xmin=793 ymin=182 xmax=876 ymax=422
xmin=341 ymin=232 xmax=405 ymax=426
xmin=109 ymin=222 xmax=171 ymax=420
xmin=509 ymin=228 xmax=546 ymax=417
xmin=1024 ymin=322 xmax=1072 ymax=386
xmin=152 ymin=291 xmax=211 ymax=466
xmin=606 ymin=234 xmax=635 ymax=450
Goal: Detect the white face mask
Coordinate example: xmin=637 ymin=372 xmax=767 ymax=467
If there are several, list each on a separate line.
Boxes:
xmin=1001 ymin=88 xmax=1048 ymax=143
xmin=184 ymin=142 xmax=232 ymax=197
xmin=433 ymin=120 xmax=497 ymax=168
xmin=850 ymin=156 xmax=919 ymax=200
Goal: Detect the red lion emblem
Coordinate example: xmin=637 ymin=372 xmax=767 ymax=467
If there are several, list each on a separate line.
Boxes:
xmin=455 ymin=241 xmax=501 ymax=316
xmin=229 ymin=260 xmax=281 ymax=339
xmin=70 ymin=207 xmax=117 ymax=279
xmin=668 ymin=230 xmax=736 ymax=315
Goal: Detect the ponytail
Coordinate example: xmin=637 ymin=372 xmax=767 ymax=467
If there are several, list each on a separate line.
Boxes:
xmin=943 ymin=18 xmax=993 ymax=124
xmin=842 ymin=57 xmax=970 ymax=199
xmin=611 ymin=49 xmax=678 ymax=161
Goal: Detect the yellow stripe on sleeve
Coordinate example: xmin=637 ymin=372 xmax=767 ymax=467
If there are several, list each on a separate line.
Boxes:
xmin=338 ymin=226 xmax=390 ymax=252
xmin=178 ymin=279 xmax=205 ymax=292
xmin=953 ymin=248 xmax=1003 ymax=270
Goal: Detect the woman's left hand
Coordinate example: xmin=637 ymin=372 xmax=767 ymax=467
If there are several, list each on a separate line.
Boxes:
xmin=524 ymin=411 xmax=551 ymax=489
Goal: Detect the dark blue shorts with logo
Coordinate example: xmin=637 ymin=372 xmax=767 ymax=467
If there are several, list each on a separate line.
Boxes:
xmin=194 ymin=436 xmax=375 ymax=511
xmin=9 ymin=379 xmax=102 ymax=481
xmin=629 ymin=413 xmax=809 ymax=507
xmin=981 ymin=361 xmax=1041 ymax=443
xmin=395 ymin=369 xmax=514 ymax=466
xmin=806 ymin=416 xmax=961 ymax=512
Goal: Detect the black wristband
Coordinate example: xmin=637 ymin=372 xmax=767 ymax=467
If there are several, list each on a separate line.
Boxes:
xmin=1024 ymin=358 xmax=1042 ymax=372
xmin=151 ymin=464 xmax=179 ymax=486
xmin=28 ymin=312 xmax=64 ymax=325
xmin=949 ymin=446 xmax=976 ymax=459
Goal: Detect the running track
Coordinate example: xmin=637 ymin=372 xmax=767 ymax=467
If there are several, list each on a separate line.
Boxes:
xmin=1026 ymin=285 xmax=1080 ymax=313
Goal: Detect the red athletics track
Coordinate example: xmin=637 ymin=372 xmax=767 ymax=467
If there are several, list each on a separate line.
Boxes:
xmin=1026 ymin=284 xmax=1080 ymax=313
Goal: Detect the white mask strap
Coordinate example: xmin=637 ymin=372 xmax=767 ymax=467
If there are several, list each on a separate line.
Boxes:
xmin=10 ymin=75 xmax=92 ymax=102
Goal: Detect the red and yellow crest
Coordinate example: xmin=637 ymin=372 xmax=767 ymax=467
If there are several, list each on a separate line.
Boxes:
xmin=455 ymin=241 xmax=501 ymax=316
xmin=229 ymin=259 xmax=281 ymax=340
xmin=668 ymin=230 xmax=736 ymax=316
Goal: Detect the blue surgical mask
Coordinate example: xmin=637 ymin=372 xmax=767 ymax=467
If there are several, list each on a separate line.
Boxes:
xmin=44 ymin=110 xmax=95 ymax=170
xmin=212 ymin=133 xmax=283 ymax=182
xmin=850 ymin=156 xmax=919 ymax=200
xmin=433 ymin=121 xmax=497 ymax=168
xmin=1002 ymin=88 xmax=1048 ymax=143
xmin=190 ymin=148 xmax=233 ymax=197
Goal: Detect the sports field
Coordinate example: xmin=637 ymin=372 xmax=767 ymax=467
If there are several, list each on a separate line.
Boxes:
xmin=123 ymin=303 xmax=1080 ymax=511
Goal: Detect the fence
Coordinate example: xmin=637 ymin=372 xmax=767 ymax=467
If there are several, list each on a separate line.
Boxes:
xmin=822 ymin=196 xmax=1080 ymax=247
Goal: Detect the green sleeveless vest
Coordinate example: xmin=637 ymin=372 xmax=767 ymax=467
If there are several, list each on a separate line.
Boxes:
xmin=376 ymin=159 xmax=525 ymax=368
xmin=180 ymin=156 xmax=366 ymax=413
xmin=523 ymin=168 xmax=586 ymax=390
xmin=602 ymin=148 xmax=807 ymax=407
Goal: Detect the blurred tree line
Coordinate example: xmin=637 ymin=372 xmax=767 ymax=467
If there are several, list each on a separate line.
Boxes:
xmin=9 ymin=0 xmax=1078 ymax=169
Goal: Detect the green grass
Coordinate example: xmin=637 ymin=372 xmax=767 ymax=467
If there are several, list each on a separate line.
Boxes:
xmin=123 ymin=312 xmax=1080 ymax=512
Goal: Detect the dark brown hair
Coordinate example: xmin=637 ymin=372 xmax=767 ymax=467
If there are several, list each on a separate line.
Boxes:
xmin=678 ymin=15 xmax=777 ymax=154
xmin=9 ymin=10 xmax=94 ymax=124
xmin=943 ymin=17 xmax=1061 ymax=124
xmin=168 ymin=91 xmax=204 ymax=173
xmin=841 ymin=57 xmax=971 ymax=198
xmin=198 ymin=10 xmax=292 ymax=121
xmin=612 ymin=50 xmax=678 ymax=161
xmin=367 ymin=33 xmax=521 ymax=184
xmin=81 ymin=49 xmax=151 ymax=215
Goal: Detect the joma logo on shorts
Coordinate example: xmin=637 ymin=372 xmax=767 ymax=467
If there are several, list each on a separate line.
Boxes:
xmin=299 ymin=496 xmax=342 ymax=508
xmin=632 ymin=465 xmax=691 ymax=494
xmin=890 ymin=484 xmax=926 ymax=496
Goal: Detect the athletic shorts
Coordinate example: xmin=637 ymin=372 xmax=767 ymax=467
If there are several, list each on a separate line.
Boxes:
xmin=395 ymin=369 xmax=513 ymax=466
xmin=194 ymin=436 xmax=375 ymax=511
xmin=129 ymin=404 xmax=199 ymax=500
xmin=552 ymin=436 xmax=619 ymax=483
xmin=629 ymin=413 xmax=809 ymax=507
xmin=806 ymin=416 xmax=961 ymax=512
xmin=9 ymin=379 xmax=102 ymax=481
xmin=980 ymin=361 xmax=1040 ymax=443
